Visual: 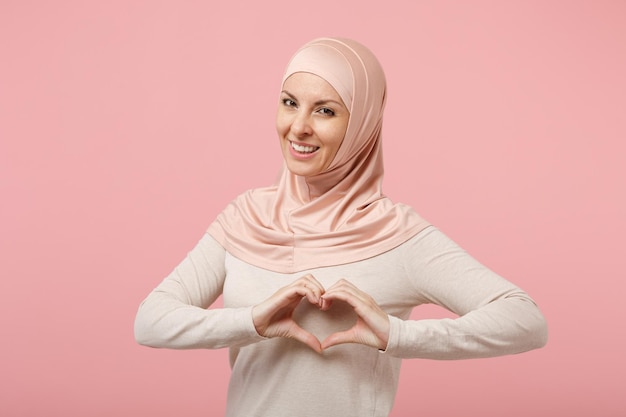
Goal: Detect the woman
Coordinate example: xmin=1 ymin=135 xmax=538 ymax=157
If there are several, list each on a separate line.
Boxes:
xmin=134 ymin=37 xmax=548 ymax=417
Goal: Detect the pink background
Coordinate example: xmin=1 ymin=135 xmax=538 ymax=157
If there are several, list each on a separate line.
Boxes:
xmin=1 ymin=1 xmax=624 ymax=415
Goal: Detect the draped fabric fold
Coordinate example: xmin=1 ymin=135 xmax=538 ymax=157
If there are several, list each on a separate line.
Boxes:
xmin=208 ymin=37 xmax=429 ymax=273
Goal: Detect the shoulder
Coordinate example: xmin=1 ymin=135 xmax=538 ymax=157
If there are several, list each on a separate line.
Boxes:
xmin=393 ymin=225 xmax=468 ymax=268
xmin=393 ymin=225 xmax=445 ymax=253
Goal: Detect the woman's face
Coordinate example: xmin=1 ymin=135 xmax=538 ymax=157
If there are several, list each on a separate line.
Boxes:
xmin=276 ymin=72 xmax=350 ymax=177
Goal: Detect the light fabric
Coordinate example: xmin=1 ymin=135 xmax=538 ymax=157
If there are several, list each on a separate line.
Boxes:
xmin=208 ymin=38 xmax=429 ymax=273
xmin=135 ymin=227 xmax=548 ymax=417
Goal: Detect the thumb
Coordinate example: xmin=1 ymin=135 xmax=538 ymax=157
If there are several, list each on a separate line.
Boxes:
xmin=288 ymin=322 xmax=323 ymax=353
xmin=321 ymin=329 xmax=355 ymax=350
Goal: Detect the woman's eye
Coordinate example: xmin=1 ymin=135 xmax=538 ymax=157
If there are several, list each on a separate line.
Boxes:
xmin=282 ymin=99 xmax=296 ymax=107
xmin=318 ymin=107 xmax=335 ymax=116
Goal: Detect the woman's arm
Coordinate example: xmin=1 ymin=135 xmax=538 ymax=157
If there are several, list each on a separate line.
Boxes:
xmin=385 ymin=227 xmax=548 ymax=359
xmin=134 ymin=234 xmax=264 ymax=349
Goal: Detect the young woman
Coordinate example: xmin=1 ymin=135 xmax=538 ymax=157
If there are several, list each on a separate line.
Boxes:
xmin=135 ymin=37 xmax=548 ymax=417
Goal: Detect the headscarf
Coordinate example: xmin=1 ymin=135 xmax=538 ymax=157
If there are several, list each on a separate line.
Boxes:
xmin=207 ymin=37 xmax=429 ymax=273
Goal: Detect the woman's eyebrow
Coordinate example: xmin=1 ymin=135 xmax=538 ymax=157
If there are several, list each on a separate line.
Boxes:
xmin=313 ymin=99 xmax=344 ymax=107
xmin=281 ymin=90 xmax=344 ymax=108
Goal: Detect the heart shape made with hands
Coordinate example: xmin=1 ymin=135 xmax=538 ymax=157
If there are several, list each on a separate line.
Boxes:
xmin=289 ymin=283 xmax=390 ymax=353
xmin=292 ymin=297 xmax=358 ymax=350
xmin=253 ymin=277 xmax=390 ymax=353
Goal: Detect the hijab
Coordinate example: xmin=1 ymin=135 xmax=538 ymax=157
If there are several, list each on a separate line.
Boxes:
xmin=207 ymin=37 xmax=429 ymax=273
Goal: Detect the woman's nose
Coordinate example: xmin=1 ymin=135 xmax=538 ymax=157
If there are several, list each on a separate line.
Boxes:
xmin=290 ymin=111 xmax=313 ymax=136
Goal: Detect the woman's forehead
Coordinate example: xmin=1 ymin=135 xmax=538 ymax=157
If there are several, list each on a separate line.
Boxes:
xmin=282 ymin=72 xmax=348 ymax=110
xmin=283 ymin=44 xmax=354 ymax=110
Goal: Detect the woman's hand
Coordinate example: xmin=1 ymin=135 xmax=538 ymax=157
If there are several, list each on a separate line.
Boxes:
xmin=320 ymin=279 xmax=390 ymax=351
xmin=252 ymin=274 xmax=325 ymax=353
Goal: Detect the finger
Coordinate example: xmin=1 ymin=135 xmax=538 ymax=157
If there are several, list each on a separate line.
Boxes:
xmin=319 ymin=296 xmax=333 ymax=311
xmin=320 ymin=287 xmax=367 ymax=311
xmin=321 ymin=287 xmax=390 ymax=347
xmin=277 ymin=279 xmax=321 ymax=306
xmin=300 ymin=273 xmax=325 ymax=291
xmin=303 ymin=284 xmax=321 ymax=305
xmin=295 ymin=283 xmax=324 ymax=306
xmin=262 ymin=287 xmax=304 ymax=312
xmin=300 ymin=274 xmax=326 ymax=296
xmin=324 ymin=280 xmax=379 ymax=313
xmin=325 ymin=278 xmax=358 ymax=292
xmin=323 ymin=280 xmax=369 ymax=304
xmin=253 ymin=287 xmax=316 ymax=334
xmin=295 ymin=274 xmax=325 ymax=306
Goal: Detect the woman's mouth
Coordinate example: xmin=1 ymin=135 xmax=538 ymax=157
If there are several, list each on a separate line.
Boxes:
xmin=290 ymin=141 xmax=319 ymax=154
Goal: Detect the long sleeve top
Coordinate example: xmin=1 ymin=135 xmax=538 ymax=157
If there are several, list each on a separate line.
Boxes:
xmin=134 ymin=226 xmax=547 ymax=417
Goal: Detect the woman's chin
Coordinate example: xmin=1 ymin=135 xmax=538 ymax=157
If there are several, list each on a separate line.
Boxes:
xmin=283 ymin=159 xmax=324 ymax=177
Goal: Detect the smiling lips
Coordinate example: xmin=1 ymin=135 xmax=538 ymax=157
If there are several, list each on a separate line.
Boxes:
xmin=290 ymin=141 xmax=320 ymax=158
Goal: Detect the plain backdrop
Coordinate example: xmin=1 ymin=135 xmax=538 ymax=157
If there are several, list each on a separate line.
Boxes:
xmin=1 ymin=1 xmax=625 ymax=416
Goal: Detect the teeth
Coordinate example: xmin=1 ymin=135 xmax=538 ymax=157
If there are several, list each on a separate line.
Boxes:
xmin=291 ymin=142 xmax=318 ymax=153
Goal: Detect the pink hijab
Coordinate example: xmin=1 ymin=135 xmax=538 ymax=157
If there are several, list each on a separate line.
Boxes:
xmin=208 ymin=37 xmax=429 ymax=273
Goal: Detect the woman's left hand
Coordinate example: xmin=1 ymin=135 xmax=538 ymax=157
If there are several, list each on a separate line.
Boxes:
xmin=320 ymin=279 xmax=390 ymax=351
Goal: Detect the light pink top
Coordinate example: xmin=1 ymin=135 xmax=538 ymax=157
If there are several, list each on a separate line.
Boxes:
xmin=135 ymin=227 xmax=548 ymax=416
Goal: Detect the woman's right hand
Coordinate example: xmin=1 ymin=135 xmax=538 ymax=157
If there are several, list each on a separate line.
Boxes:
xmin=252 ymin=274 xmax=325 ymax=353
